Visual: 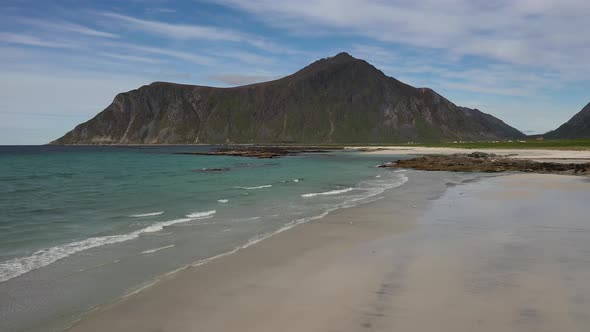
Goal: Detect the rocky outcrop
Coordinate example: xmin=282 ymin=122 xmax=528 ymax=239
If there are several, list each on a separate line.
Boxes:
xmin=52 ymin=52 xmax=525 ymax=145
xmin=386 ymin=152 xmax=590 ymax=176
xmin=175 ymin=146 xmax=333 ymax=159
xmin=545 ymin=103 xmax=590 ymax=139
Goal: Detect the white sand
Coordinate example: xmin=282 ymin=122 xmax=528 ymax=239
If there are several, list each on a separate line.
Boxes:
xmin=346 ymin=146 xmax=590 ymax=163
xmin=66 ymin=173 xmax=590 ymax=332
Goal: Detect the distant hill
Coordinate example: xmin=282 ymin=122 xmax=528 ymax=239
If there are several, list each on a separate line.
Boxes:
xmin=545 ymin=103 xmax=590 ymax=139
xmin=52 ymin=52 xmax=524 ymax=144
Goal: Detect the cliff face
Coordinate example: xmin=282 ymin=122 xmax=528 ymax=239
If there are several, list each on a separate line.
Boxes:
xmin=545 ymin=103 xmax=590 ymax=139
xmin=52 ymin=52 xmax=524 ymax=144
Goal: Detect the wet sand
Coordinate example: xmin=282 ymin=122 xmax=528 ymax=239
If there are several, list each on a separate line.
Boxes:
xmin=67 ymin=172 xmax=590 ymax=332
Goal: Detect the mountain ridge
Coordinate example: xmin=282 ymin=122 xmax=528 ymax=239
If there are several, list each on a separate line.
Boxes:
xmin=545 ymin=103 xmax=590 ymax=139
xmin=52 ymin=52 xmax=525 ymax=144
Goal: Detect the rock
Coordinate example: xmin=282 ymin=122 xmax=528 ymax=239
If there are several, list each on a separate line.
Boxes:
xmin=386 ymin=152 xmax=590 ymax=176
xmin=377 ymin=162 xmax=395 ymax=168
xmin=176 ymin=146 xmax=333 ymax=159
xmin=195 ymin=167 xmax=231 ymax=172
xmin=467 ymin=152 xmax=495 ymax=158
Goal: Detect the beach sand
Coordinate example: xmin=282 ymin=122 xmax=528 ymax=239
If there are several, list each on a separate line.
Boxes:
xmin=67 ymin=172 xmax=590 ymax=332
xmin=347 ymin=146 xmax=590 ymax=163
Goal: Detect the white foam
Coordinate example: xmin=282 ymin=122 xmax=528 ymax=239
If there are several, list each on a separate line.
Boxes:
xmin=240 ymin=185 xmax=272 ymax=190
xmin=141 ymin=245 xmax=175 ymax=255
xmin=301 ymin=187 xmax=354 ymax=198
xmin=130 ymin=211 xmax=164 ymax=217
xmin=217 ymin=199 xmax=229 ymax=203
xmin=186 ymin=210 xmax=216 ymax=218
xmin=116 ymin=172 xmax=410 ymax=301
xmin=0 ymin=211 xmax=216 ymax=283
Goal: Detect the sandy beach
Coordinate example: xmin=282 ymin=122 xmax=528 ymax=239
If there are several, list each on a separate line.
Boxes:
xmin=346 ymin=146 xmax=590 ymax=163
xmin=65 ymin=171 xmax=590 ymax=332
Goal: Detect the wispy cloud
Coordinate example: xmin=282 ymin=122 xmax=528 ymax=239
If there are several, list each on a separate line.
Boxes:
xmin=144 ymin=8 xmax=177 ymax=14
xmin=101 ymin=12 xmax=243 ymax=41
xmin=208 ymin=0 xmax=590 ymax=77
xmin=99 ymin=12 xmax=301 ymax=55
xmin=0 ymin=32 xmax=78 ymax=49
xmin=99 ymin=52 xmax=162 ymax=64
xmin=20 ymin=19 xmax=118 ymax=38
xmin=348 ymin=44 xmax=558 ymax=98
xmin=122 ymin=44 xmax=217 ymax=65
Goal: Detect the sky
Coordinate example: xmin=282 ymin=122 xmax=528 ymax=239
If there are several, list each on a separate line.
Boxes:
xmin=1 ymin=0 xmax=589 ymax=144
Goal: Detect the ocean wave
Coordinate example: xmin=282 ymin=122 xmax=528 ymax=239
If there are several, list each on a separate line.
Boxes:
xmin=140 ymin=244 xmax=175 ymax=255
xmin=239 ymin=185 xmax=272 ymax=190
xmin=118 ymin=172 xmax=410 ymax=300
xmin=0 ymin=211 xmax=216 ymax=283
xmin=129 ymin=211 xmax=164 ymax=217
xmin=186 ymin=210 xmax=216 ymax=218
xmin=301 ymin=187 xmax=354 ymax=198
xmin=281 ymin=179 xmax=300 ymax=183
xmin=217 ymin=199 xmax=229 ymax=203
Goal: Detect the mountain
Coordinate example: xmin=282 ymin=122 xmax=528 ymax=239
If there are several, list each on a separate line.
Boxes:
xmin=52 ymin=52 xmax=524 ymax=144
xmin=545 ymin=103 xmax=590 ymax=139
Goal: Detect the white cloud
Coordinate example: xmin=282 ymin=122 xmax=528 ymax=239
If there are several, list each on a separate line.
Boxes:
xmin=102 ymin=12 xmax=243 ymax=40
xmin=20 ymin=19 xmax=119 ymax=39
xmin=144 ymin=8 xmax=177 ymax=14
xmin=99 ymin=12 xmax=295 ymax=54
xmin=100 ymin=52 xmax=162 ymax=64
xmin=0 ymin=32 xmax=78 ymax=49
xmin=208 ymin=0 xmax=590 ymax=77
xmin=122 ymin=44 xmax=217 ymax=65
xmin=349 ymin=44 xmax=559 ymax=98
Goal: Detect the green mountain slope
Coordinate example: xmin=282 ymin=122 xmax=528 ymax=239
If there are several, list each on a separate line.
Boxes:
xmin=545 ymin=103 xmax=590 ymax=139
xmin=52 ymin=52 xmax=524 ymax=144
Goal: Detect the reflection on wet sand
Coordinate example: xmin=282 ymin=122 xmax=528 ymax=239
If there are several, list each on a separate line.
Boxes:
xmin=66 ymin=173 xmax=590 ymax=332
xmin=367 ymin=174 xmax=590 ymax=332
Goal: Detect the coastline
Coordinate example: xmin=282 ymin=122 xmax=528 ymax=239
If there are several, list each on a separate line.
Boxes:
xmin=346 ymin=146 xmax=590 ymax=163
xmin=65 ymin=171 xmax=590 ymax=332
xmin=64 ymin=170 xmax=471 ymax=332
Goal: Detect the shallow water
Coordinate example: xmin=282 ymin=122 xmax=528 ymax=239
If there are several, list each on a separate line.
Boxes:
xmin=0 ymin=146 xmax=409 ymax=331
xmin=359 ymin=174 xmax=590 ymax=331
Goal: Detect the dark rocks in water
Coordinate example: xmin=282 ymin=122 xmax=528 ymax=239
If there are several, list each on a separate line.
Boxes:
xmin=194 ymin=167 xmax=231 ymax=172
xmin=51 ymin=52 xmax=524 ymax=145
xmin=386 ymin=152 xmax=590 ymax=176
xmin=176 ymin=146 xmax=332 ymax=159
xmin=377 ymin=162 xmax=394 ymax=168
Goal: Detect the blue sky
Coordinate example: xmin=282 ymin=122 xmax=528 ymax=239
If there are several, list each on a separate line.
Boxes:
xmin=1 ymin=0 xmax=589 ymax=144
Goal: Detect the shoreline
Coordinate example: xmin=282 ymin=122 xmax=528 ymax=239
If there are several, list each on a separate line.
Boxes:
xmin=347 ymin=146 xmax=590 ymax=163
xmin=63 ymin=171 xmax=481 ymax=331
xmin=64 ymin=171 xmax=590 ymax=331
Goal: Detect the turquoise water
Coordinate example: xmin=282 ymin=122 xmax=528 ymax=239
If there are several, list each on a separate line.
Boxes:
xmin=0 ymin=146 xmax=408 ymax=331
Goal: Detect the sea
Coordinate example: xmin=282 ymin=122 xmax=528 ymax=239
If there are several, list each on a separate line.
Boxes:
xmin=0 ymin=145 xmax=409 ymax=331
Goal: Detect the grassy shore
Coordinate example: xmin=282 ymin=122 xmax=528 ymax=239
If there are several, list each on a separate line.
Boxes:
xmin=338 ymin=139 xmax=590 ymax=150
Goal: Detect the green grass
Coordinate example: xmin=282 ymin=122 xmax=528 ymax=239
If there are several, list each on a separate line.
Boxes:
xmin=356 ymin=139 xmax=590 ymax=150
xmin=223 ymin=138 xmax=590 ymax=150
